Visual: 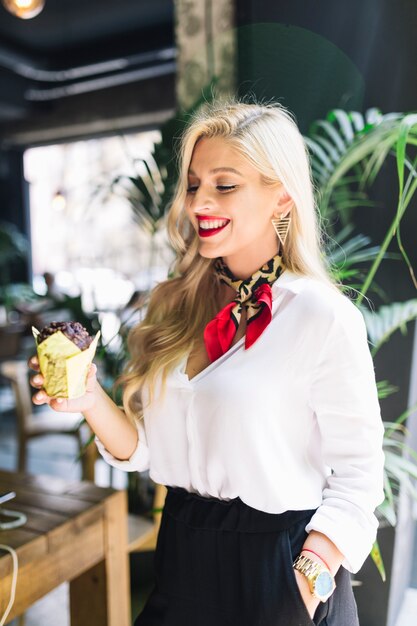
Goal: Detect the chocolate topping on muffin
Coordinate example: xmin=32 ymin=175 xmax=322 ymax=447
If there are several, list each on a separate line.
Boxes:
xmin=37 ymin=321 xmax=93 ymax=351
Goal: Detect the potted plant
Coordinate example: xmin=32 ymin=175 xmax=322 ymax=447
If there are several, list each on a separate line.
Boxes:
xmin=0 ymin=221 xmax=30 ymax=316
xmin=306 ymin=107 xmax=417 ymax=625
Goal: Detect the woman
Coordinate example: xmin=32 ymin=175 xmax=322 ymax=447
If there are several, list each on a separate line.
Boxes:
xmin=30 ymin=101 xmax=385 ymax=626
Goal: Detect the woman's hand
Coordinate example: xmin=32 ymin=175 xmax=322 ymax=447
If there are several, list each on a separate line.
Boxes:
xmin=28 ymin=355 xmax=99 ymax=413
xmin=294 ymin=568 xmax=321 ymax=619
xmin=295 ymin=530 xmax=342 ymax=618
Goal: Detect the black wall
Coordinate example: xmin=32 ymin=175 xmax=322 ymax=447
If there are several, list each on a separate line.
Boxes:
xmin=236 ymin=3 xmax=417 ymax=626
xmin=236 ymin=0 xmax=417 ymax=126
xmin=0 ymin=149 xmax=31 ymax=284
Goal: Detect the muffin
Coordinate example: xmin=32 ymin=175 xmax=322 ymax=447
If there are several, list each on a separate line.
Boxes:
xmin=32 ymin=321 xmax=101 ymax=399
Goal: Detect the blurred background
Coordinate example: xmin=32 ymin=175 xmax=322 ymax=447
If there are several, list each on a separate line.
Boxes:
xmin=0 ymin=1 xmax=417 ymax=625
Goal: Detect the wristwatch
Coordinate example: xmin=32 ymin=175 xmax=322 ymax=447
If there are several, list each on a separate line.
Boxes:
xmin=293 ymin=554 xmax=336 ymax=602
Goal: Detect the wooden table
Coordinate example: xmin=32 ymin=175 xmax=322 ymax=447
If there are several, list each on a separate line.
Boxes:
xmin=0 ymin=470 xmax=131 ymax=625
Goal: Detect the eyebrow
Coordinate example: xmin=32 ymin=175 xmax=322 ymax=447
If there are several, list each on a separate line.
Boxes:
xmin=188 ymin=167 xmax=244 ymax=176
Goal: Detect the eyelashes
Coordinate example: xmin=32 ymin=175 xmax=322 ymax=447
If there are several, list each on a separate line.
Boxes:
xmin=217 ymin=185 xmax=237 ymax=192
xmin=186 ymin=185 xmax=238 ymax=194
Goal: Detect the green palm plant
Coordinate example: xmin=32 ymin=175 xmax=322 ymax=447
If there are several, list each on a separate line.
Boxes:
xmin=359 ymin=299 xmax=417 ymax=580
xmin=306 ymin=107 xmax=417 ymax=298
xmin=0 ymin=221 xmax=29 ymax=310
xmin=324 ymin=222 xmax=401 ymax=292
xmin=306 ymin=108 xmax=417 ymax=580
xmin=362 ymin=300 xmax=417 ymax=357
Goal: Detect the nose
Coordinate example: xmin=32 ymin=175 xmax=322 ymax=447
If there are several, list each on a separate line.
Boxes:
xmin=188 ymin=185 xmax=216 ymax=214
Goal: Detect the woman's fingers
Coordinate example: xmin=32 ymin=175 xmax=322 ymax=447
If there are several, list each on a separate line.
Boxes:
xmin=28 ymin=353 xmax=98 ymax=410
xmin=30 ymin=373 xmax=44 ymax=389
xmin=32 ymin=390 xmax=52 ymax=405
xmin=49 ymin=397 xmax=70 ymax=411
xmin=28 ymin=355 xmax=48 ymax=404
xmin=31 ymin=361 xmax=98 ymax=413
xmin=87 ymin=363 xmax=97 ymax=378
xmin=28 ymin=355 xmax=40 ymax=371
xmin=32 ymin=390 xmax=95 ymax=413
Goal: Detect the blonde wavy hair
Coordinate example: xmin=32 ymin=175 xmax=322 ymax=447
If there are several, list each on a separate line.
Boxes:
xmin=116 ymin=99 xmax=341 ymax=423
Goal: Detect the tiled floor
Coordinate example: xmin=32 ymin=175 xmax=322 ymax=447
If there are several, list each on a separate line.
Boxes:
xmin=0 ymin=381 xmax=153 ymax=626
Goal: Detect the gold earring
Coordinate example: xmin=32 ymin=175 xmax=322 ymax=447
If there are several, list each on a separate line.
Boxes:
xmin=271 ymin=213 xmax=291 ymax=247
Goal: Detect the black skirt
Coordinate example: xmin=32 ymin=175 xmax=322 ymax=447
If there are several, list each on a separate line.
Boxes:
xmin=134 ymin=486 xmax=360 ymax=626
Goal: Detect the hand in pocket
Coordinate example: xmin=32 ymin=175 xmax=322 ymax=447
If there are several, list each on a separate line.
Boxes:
xmin=293 ymin=568 xmax=321 ymax=619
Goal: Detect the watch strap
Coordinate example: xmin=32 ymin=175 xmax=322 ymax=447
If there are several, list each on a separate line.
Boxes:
xmin=293 ymin=554 xmax=336 ymax=601
xmin=293 ymin=554 xmax=327 ymax=579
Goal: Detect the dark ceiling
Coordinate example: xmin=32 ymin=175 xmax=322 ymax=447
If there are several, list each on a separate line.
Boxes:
xmin=0 ymin=0 xmax=176 ymax=145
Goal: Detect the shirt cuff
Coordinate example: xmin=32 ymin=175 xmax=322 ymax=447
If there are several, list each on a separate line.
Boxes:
xmin=304 ymin=502 xmax=381 ymax=574
xmin=94 ymin=415 xmax=150 ymax=472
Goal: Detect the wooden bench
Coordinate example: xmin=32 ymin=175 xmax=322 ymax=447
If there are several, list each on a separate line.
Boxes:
xmin=0 ymin=470 xmax=130 ymax=626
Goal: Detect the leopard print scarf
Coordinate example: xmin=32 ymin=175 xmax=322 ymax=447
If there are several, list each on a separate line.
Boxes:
xmin=204 ymin=252 xmax=286 ymax=362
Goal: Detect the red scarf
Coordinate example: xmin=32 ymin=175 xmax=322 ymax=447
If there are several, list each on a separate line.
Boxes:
xmin=204 ymin=253 xmax=286 ymax=362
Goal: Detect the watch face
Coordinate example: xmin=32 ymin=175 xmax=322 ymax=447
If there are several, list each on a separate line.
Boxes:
xmin=314 ymin=571 xmax=334 ymax=599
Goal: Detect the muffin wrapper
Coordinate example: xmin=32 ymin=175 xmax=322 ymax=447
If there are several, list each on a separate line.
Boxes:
xmin=32 ymin=327 xmax=101 ymax=399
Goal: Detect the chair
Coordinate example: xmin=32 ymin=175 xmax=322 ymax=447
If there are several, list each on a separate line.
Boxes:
xmin=0 ymin=359 xmax=97 ymax=481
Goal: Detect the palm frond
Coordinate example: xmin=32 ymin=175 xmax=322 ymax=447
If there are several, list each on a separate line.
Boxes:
xmin=308 ymin=110 xmax=417 ymax=301
xmin=323 ymin=225 xmax=398 ymax=295
xmin=370 ymin=540 xmax=386 ymax=582
xmin=376 ymin=380 xmax=399 ymax=399
xmin=0 ymin=221 xmax=29 ymax=266
xmin=359 ymin=299 xmax=417 ymax=355
xmin=305 ymin=111 xmax=417 ymax=298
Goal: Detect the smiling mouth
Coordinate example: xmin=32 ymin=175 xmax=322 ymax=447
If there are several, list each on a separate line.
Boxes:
xmin=198 ymin=218 xmax=230 ymax=238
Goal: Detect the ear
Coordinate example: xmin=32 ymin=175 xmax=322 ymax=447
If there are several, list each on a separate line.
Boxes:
xmin=274 ymin=187 xmax=293 ymax=217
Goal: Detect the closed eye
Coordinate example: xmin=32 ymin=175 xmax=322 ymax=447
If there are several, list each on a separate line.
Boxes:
xmin=186 ymin=184 xmax=238 ymax=194
xmin=217 ymin=185 xmax=237 ymax=192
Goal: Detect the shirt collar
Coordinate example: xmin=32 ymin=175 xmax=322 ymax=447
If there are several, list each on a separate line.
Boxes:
xmin=272 ymin=268 xmax=309 ymax=297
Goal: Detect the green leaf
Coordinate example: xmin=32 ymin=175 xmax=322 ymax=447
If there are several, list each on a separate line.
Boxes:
xmin=375 ymin=379 xmax=399 ymax=399
xmin=359 ymin=300 xmax=417 ymax=355
xmin=310 ymin=119 xmax=347 ymax=154
xmin=370 ymin=540 xmax=386 ymax=582
xmin=382 ymin=473 xmax=396 ymax=517
xmin=376 ymin=497 xmax=396 ymax=527
xmin=396 ymin=114 xmax=417 ymax=197
xmin=348 ymin=111 xmax=366 ymax=133
xmin=328 ymin=109 xmax=355 ymax=144
xmin=0 ymin=222 xmax=29 ymax=284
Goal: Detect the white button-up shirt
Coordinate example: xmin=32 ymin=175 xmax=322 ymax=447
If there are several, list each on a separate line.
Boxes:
xmin=96 ymin=268 xmax=386 ymax=574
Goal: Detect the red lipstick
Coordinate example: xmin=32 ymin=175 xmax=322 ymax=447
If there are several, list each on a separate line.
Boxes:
xmin=197 ymin=216 xmax=230 ymax=238
xmin=197 ymin=216 xmax=228 ymax=220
